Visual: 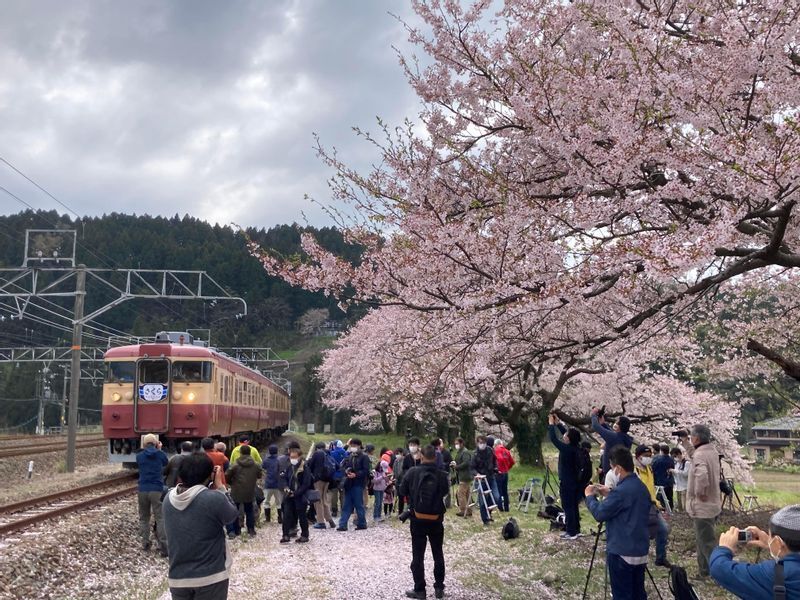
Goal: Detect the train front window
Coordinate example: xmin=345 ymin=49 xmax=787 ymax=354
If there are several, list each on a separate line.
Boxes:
xmin=106 ymin=362 xmax=135 ymax=383
xmin=138 ymin=360 xmax=169 ymax=384
xmin=172 ymin=361 xmax=212 ymax=383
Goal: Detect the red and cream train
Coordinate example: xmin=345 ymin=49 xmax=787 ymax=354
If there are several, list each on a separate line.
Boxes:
xmin=102 ymin=331 xmax=289 ymax=463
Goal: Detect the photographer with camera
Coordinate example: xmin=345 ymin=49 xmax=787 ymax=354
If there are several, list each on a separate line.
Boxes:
xmin=399 ymin=445 xmax=450 ymax=599
xmin=548 ymin=412 xmax=583 ymax=540
xmin=709 ymin=505 xmax=800 ymax=599
xmin=470 ymin=435 xmax=501 ymax=525
xmin=677 ymin=424 xmax=721 ymax=579
xmin=590 ymin=406 xmax=633 ymax=480
xmin=585 ymin=446 xmax=652 ymax=600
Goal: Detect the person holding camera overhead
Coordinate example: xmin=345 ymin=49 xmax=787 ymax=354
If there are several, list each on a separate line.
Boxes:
xmin=677 ymin=424 xmax=721 ymax=579
xmin=709 ymin=504 xmax=800 ymax=599
xmin=547 ymin=412 xmax=583 ymax=540
xmin=399 ymin=445 xmax=450 ymax=600
xmin=590 ymin=406 xmax=633 ymax=480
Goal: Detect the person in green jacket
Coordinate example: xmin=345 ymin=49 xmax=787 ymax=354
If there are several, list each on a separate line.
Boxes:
xmin=450 ymin=438 xmax=473 ymax=517
xmin=230 ymin=434 xmax=262 ymax=465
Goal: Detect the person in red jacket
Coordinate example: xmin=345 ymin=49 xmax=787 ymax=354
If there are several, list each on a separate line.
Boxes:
xmin=494 ymin=439 xmax=515 ymax=512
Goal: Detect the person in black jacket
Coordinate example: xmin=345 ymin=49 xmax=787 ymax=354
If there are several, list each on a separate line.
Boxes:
xmin=279 ymin=446 xmax=313 ymax=544
xmin=399 ymin=445 xmax=449 ymax=600
xmin=336 ymin=438 xmax=371 ymax=531
xmin=548 ymin=412 xmax=582 ymax=540
xmin=470 ymin=435 xmax=501 ymax=525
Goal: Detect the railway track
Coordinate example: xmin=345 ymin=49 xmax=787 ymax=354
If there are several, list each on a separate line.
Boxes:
xmin=0 ymin=473 xmax=138 ymax=536
xmin=0 ymin=439 xmax=106 ymax=459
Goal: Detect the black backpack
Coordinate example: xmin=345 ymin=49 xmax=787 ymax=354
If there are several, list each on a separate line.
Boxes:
xmin=322 ymin=453 xmax=337 ymax=481
xmin=576 ymin=447 xmax=592 ymax=486
xmin=668 ymin=565 xmax=700 ymax=600
xmin=413 ymin=469 xmax=444 ymax=520
xmin=502 ymin=517 xmax=521 ymax=540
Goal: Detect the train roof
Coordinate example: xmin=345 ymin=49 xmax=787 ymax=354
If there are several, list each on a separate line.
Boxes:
xmin=103 ymin=343 xmax=288 ymax=394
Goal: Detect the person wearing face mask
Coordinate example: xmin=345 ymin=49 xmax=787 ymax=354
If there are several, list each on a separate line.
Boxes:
xmin=585 ymin=446 xmax=651 ymax=600
xmin=677 ymin=424 xmax=721 ymax=579
xmin=709 ymin=505 xmax=800 ymax=599
xmin=470 ymin=435 xmax=501 ymax=525
xmin=451 ymin=438 xmax=473 ymax=517
xmin=634 ymin=445 xmax=672 ymax=568
xmin=336 ymin=438 xmax=371 ymax=531
xmin=279 ymin=446 xmax=313 ymax=544
xmin=590 ymin=407 xmax=634 ymax=480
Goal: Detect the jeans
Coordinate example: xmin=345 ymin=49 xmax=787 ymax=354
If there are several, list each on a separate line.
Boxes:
xmin=477 ymin=477 xmax=500 ymax=523
xmin=496 ymin=473 xmax=510 ymax=511
xmin=373 ymin=490 xmax=384 ymax=519
xmin=560 ymin=485 xmax=581 ymax=536
xmin=693 ymin=517 xmax=717 ymax=576
xmin=339 ymin=484 xmax=366 ymax=529
xmin=655 ymin=512 xmax=669 ymax=562
xmin=282 ymin=499 xmax=309 ymax=538
xmin=607 ymin=553 xmax=647 ymax=600
xmin=410 ymin=518 xmax=445 ymax=593
xmin=169 ymin=579 xmax=229 ymax=600
xmin=225 ymin=501 xmax=254 ymax=535
xmin=138 ymin=491 xmax=167 ymax=550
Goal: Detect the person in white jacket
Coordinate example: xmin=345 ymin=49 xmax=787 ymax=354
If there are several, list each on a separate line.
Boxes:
xmin=669 ymin=447 xmax=690 ymax=512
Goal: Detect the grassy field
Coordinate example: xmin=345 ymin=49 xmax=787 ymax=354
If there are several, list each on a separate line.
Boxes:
xmin=286 ymin=433 xmax=800 ymax=599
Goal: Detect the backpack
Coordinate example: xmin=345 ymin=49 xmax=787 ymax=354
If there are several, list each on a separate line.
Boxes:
xmin=668 ymin=565 xmax=700 ymax=600
xmin=576 ymin=447 xmax=592 ymax=486
xmin=502 ymin=517 xmax=521 ymax=540
xmin=413 ymin=469 xmax=444 ymax=520
xmin=323 ymin=453 xmax=337 ymax=481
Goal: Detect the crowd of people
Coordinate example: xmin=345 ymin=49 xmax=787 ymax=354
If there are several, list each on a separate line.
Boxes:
xmin=134 ymin=418 xmax=800 ymax=600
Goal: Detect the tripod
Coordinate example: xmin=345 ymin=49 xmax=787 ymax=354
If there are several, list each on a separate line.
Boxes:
xmin=542 ymin=463 xmax=560 ymax=500
xmin=582 ymin=522 xmax=664 ymax=600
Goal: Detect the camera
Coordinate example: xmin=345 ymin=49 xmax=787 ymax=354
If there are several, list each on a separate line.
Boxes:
xmin=597 ymin=405 xmax=606 ymax=418
xmin=672 ymin=429 xmax=689 ymax=438
xmin=398 ymin=510 xmax=412 ymax=523
xmin=737 ymin=529 xmax=752 ymax=543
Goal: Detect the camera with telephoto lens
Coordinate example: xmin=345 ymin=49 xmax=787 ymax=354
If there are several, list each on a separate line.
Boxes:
xmin=672 ymin=429 xmax=689 ymax=438
xmin=398 ymin=509 xmax=412 ymax=523
xmin=737 ymin=529 xmax=752 ymax=544
xmin=597 ymin=405 xmax=606 ymax=418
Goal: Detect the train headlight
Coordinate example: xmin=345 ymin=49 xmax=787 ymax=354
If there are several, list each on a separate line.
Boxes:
xmin=172 ymin=390 xmax=183 ymax=401
xmin=124 ymin=391 xmax=133 ymax=401
xmin=112 ymin=392 xmax=121 ymax=402
xmin=188 ymin=392 xmax=196 ymax=401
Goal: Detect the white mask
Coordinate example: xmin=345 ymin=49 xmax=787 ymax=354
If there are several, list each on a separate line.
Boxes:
xmin=769 ymin=536 xmax=782 ymax=560
xmin=640 ymin=457 xmax=652 ymax=466
xmin=290 ymin=458 xmax=299 ymax=466
xmin=409 ymin=445 xmax=419 ymax=453
xmin=478 ymin=443 xmax=487 ymax=451
xmin=349 ymin=447 xmax=359 ymax=453
xmin=454 ymin=445 xmax=461 ymax=451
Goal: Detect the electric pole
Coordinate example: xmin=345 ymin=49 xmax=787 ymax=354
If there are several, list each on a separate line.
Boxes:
xmin=66 ymin=265 xmax=85 ymax=472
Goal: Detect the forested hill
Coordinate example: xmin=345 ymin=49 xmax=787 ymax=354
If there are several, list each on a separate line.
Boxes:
xmin=0 ymin=210 xmax=361 ymax=348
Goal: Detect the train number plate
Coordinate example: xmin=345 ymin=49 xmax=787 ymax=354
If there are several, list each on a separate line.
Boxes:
xmin=139 ymin=384 xmax=168 ymax=402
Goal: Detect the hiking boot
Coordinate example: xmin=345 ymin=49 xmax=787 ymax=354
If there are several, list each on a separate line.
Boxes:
xmin=295 ymin=536 xmax=309 ymax=543
xmin=434 ymin=587 xmax=444 ymax=599
xmin=355 ymin=524 xmax=367 ymax=530
xmin=655 ymin=557 xmax=672 ymax=568
xmin=313 ymin=523 xmax=326 ymax=529
xmin=279 ymin=536 xmax=290 ymax=544
xmin=227 ymin=532 xmax=237 ymax=540
xmin=247 ymin=529 xmax=257 ymax=537
xmin=405 ymin=590 xmax=426 ymax=599
xmin=336 ymin=526 xmax=348 ymax=532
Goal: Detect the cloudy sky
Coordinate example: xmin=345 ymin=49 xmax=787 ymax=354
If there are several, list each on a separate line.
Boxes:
xmin=0 ymin=0 xmax=421 ymax=229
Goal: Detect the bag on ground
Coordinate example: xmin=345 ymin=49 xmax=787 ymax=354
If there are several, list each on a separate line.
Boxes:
xmin=668 ymin=565 xmax=700 ymax=600
xmin=502 ymin=517 xmax=521 ymax=540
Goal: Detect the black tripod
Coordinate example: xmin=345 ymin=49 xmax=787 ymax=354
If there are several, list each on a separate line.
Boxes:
xmin=542 ymin=463 xmax=560 ymax=500
xmin=582 ymin=522 xmax=664 ymax=600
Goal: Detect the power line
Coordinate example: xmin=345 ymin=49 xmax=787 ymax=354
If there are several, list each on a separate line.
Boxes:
xmin=0 ymin=156 xmax=83 ymax=221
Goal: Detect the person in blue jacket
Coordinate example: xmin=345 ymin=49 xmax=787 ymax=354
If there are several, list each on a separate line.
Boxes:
xmin=548 ymin=412 xmax=582 ymax=539
xmin=136 ymin=433 xmax=169 ymax=555
xmin=261 ymin=444 xmax=283 ymax=524
xmin=584 ymin=445 xmax=651 ymax=600
xmin=590 ymin=406 xmax=633 ymax=478
xmin=328 ymin=440 xmax=347 ymax=517
xmin=710 ymin=504 xmax=800 ymax=600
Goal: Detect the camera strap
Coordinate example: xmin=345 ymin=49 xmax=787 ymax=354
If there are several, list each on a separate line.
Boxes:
xmin=773 ymin=559 xmax=785 ymax=600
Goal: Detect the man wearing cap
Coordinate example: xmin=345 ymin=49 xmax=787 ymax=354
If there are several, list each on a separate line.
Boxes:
xmin=709 ymin=505 xmax=800 ymax=599
xmin=136 ymin=433 xmax=169 ymax=555
xmin=229 ymin=434 xmax=262 ymax=465
xmin=590 ymin=407 xmax=633 ymax=479
xmin=633 ymin=444 xmax=672 ymax=568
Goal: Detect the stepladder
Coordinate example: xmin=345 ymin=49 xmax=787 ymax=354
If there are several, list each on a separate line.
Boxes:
xmin=469 ymin=475 xmax=498 ymax=511
xmin=517 ymin=477 xmax=546 ymax=513
xmin=654 ymin=485 xmax=672 ymax=514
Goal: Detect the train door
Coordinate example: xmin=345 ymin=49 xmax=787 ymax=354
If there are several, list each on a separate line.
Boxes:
xmin=134 ymin=358 xmax=171 ymax=433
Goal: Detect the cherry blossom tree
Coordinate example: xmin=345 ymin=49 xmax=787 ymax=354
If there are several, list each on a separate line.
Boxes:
xmin=251 ymin=0 xmax=800 ymax=463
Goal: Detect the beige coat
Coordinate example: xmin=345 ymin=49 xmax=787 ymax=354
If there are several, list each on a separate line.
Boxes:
xmin=684 ymin=442 xmax=721 ymax=519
